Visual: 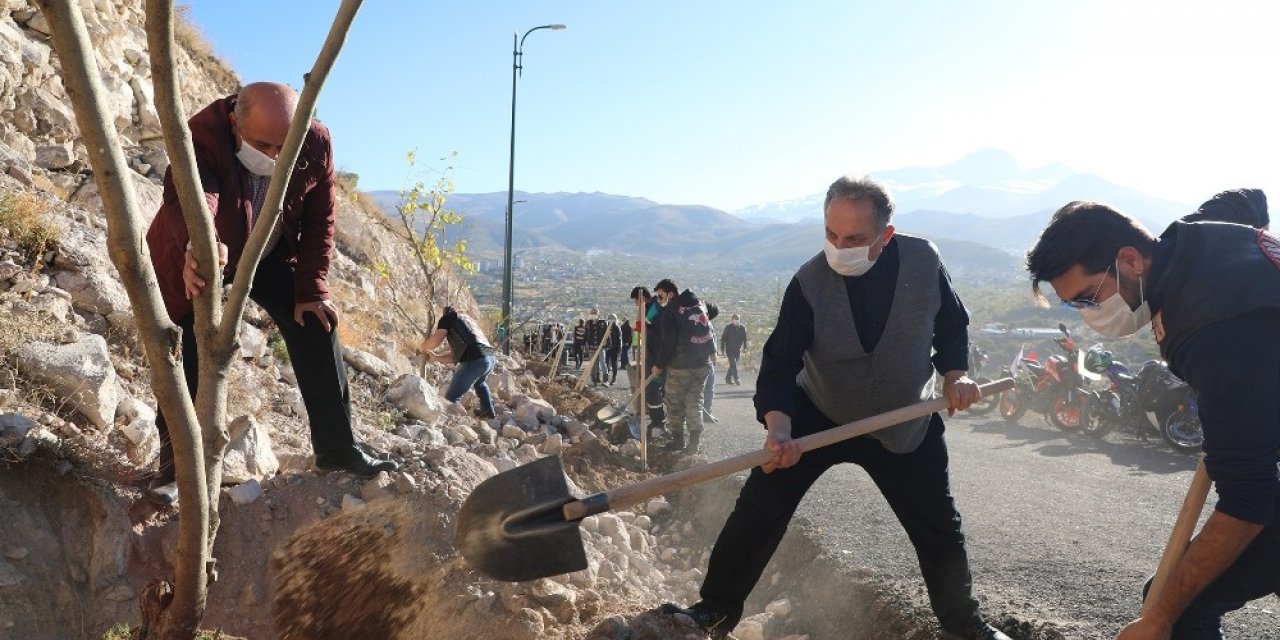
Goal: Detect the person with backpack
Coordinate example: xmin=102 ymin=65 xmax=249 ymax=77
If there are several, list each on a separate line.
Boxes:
xmin=419 ymin=306 xmax=497 ymax=419
xmin=652 ymin=279 xmax=717 ymax=453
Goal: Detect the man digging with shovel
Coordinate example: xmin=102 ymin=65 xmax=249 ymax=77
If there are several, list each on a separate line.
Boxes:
xmin=1027 ymin=200 xmax=1280 ymax=640
xmin=660 ymin=175 xmax=1010 ymax=639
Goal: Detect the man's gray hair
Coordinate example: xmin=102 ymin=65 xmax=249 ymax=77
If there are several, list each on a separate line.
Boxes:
xmin=823 ymin=174 xmax=895 ymax=229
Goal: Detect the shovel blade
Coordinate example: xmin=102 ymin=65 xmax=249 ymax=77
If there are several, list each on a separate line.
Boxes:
xmin=455 ymin=455 xmax=588 ymax=582
xmin=597 ymin=405 xmax=627 ymax=424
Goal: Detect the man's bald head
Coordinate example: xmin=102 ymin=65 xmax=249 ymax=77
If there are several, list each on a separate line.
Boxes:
xmin=231 ymin=82 xmax=299 ymax=159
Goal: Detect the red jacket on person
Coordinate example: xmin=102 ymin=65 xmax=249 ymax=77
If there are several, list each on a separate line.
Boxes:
xmin=145 ymin=94 xmax=337 ymax=323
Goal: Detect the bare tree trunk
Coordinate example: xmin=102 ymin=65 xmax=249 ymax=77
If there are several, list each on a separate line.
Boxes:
xmin=33 ymin=2 xmax=208 ymax=637
xmin=42 ymin=0 xmax=365 ymax=637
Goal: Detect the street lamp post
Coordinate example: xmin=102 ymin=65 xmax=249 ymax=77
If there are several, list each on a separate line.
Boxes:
xmin=502 ymin=23 xmax=566 ymax=354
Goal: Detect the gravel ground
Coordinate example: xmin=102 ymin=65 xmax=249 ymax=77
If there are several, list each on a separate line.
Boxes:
xmin=680 ymin=370 xmax=1280 ymax=639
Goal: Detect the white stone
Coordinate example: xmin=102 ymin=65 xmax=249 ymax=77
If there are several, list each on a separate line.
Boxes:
xmin=392 ymin=471 xmax=417 ymax=494
xmin=280 ymin=388 xmax=306 ymax=417
xmin=541 ymin=433 xmax=564 ymax=455
xmin=386 ymin=374 xmax=445 ymax=424
xmin=227 ymin=479 xmax=263 ymax=506
xmin=732 ymin=613 xmax=774 ymax=640
xmin=490 ymin=457 xmax=517 ymax=473
xmin=341 ymin=494 xmax=366 ymax=511
xmin=501 ymin=423 xmax=526 ymax=441
xmin=34 ymin=142 xmax=75 ymax=170
xmin=451 ymin=422 xmax=480 ymax=444
xmin=513 ymin=443 xmax=538 ymax=465
xmin=238 ymin=322 xmax=270 ymax=359
xmin=513 ymin=402 xmax=542 ymax=430
xmin=596 ymin=513 xmax=624 ymax=539
xmin=220 ymin=415 xmax=279 ymax=484
xmin=645 ymin=497 xmax=673 ymax=519
xmin=765 ymin=598 xmax=793 ymax=618
xmin=361 ymin=472 xmax=394 ymax=502
xmin=14 ymin=335 xmax=118 ymax=429
xmin=342 ymin=347 xmax=393 ymax=378
xmin=474 ymin=419 xmax=496 ymax=444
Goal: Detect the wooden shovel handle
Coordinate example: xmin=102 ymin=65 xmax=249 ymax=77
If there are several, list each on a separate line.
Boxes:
xmin=563 ymin=377 xmax=1015 ymax=521
xmin=1142 ymin=458 xmax=1212 ymax=617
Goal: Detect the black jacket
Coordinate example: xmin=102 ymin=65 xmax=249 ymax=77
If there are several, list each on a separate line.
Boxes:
xmin=721 ymin=322 xmax=748 ymax=354
xmin=1146 ymin=222 xmax=1280 ymax=525
xmin=656 ymin=289 xmax=717 ymax=370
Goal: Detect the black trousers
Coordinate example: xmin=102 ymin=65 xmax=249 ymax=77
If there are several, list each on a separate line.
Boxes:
xmin=725 ymin=350 xmax=741 ymax=383
xmin=605 ymin=348 xmax=620 ymax=382
xmin=1158 ymin=509 xmax=1280 ymax=639
xmin=699 ymin=389 xmax=983 ymax=633
xmin=155 ymin=260 xmax=356 ymax=476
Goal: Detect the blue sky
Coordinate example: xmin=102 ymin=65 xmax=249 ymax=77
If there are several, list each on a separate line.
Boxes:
xmin=186 ymin=1 xmax=1279 ymax=212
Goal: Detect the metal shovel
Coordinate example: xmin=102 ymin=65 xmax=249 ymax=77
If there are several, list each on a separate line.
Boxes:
xmin=455 ymin=378 xmax=1014 ymax=582
xmin=595 ymin=372 xmax=659 ymax=424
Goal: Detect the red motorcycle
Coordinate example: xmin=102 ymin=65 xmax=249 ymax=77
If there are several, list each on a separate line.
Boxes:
xmin=998 ymin=323 xmax=1089 ymax=431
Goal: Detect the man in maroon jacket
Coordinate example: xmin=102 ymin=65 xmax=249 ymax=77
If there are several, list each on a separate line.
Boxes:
xmin=144 ymin=82 xmax=396 ymax=503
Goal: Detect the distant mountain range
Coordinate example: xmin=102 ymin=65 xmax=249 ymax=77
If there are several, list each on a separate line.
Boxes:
xmin=732 ymin=148 xmax=1192 ymax=227
xmin=368 ymin=149 xmax=1195 ymax=280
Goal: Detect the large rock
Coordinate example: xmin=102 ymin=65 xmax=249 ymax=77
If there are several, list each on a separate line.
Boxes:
xmin=385 ymin=374 xmax=444 ymax=424
xmin=238 ymin=322 xmax=269 ymax=360
xmin=513 ymin=397 xmax=555 ymax=430
xmin=14 ymin=334 xmax=119 ymax=430
xmin=51 ymin=216 xmax=142 ymax=331
xmin=221 ymin=415 xmax=279 ymax=484
xmin=69 ymin=169 xmax=163 ymax=228
xmin=342 ymin=347 xmax=393 ymax=378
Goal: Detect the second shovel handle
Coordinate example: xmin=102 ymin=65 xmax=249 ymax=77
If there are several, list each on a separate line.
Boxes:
xmin=1143 ymin=458 xmax=1212 ymax=617
xmin=564 ymin=378 xmax=1014 ymax=521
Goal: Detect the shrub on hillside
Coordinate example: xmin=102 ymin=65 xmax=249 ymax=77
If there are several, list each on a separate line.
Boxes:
xmin=0 ymin=192 xmax=59 ymax=267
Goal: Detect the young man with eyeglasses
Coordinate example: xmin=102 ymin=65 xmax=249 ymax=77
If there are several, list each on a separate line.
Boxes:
xmin=1027 ymin=200 xmax=1280 ymax=640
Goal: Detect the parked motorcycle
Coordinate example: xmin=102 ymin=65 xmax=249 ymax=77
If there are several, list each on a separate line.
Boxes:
xmin=967 ymin=344 xmax=999 ymax=416
xmin=998 ymin=323 xmax=1089 ymax=431
xmin=1081 ymin=345 xmax=1203 ymax=453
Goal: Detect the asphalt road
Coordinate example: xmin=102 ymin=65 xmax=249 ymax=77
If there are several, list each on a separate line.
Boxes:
xmin=694 ymin=370 xmax=1279 ymax=639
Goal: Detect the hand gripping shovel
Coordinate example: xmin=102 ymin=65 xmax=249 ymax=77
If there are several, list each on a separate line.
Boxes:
xmin=455 ymin=377 xmax=1014 ymax=582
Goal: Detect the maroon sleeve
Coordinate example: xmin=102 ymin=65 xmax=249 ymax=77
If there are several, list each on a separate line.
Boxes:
xmin=292 ymin=125 xmax=336 ymax=304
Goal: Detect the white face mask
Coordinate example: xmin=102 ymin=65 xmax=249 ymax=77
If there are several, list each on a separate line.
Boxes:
xmin=824 ymin=238 xmax=881 ymax=277
xmin=1079 ymin=266 xmax=1151 ymax=338
xmin=236 ymin=139 xmax=277 ymax=177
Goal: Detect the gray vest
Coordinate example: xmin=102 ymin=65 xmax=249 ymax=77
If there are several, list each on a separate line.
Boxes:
xmin=795 ymin=234 xmax=942 ymax=453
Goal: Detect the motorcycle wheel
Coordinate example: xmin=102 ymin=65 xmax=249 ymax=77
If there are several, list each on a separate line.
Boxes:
xmin=1050 ymin=393 xmax=1086 ymax=431
xmin=1081 ymin=392 xmax=1114 ymax=439
xmin=1162 ymin=408 xmax=1203 ymax=453
xmin=968 ymin=376 xmax=999 ymax=416
xmin=999 ymin=388 xmax=1027 ymax=423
